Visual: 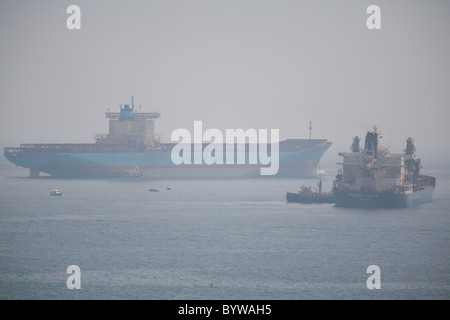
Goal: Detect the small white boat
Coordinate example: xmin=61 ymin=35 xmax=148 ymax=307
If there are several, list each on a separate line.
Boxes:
xmin=50 ymin=189 xmax=62 ymax=196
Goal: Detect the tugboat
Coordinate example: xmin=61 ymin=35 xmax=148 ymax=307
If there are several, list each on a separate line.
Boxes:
xmin=286 ymin=179 xmax=334 ymax=204
xmin=50 ymin=189 xmax=62 ymax=196
xmin=332 ymin=127 xmax=436 ymax=208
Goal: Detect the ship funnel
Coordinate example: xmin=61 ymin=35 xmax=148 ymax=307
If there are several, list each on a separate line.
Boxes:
xmin=405 ymin=137 xmax=415 ymax=156
xmin=120 ymin=104 xmax=133 ymax=121
xmin=364 ymin=130 xmax=378 ymax=158
xmin=351 ymin=136 xmax=360 ymax=152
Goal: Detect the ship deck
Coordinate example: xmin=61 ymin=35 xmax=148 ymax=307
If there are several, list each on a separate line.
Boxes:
xmin=4 ymin=139 xmax=330 ymax=154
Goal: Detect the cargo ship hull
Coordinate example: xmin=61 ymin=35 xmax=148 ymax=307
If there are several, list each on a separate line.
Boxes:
xmin=4 ymin=141 xmax=332 ymax=179
xmin=333 ymin=187 xmax=434 ymax=208
xmin=3 ymin=98 xmax=332 ymax=179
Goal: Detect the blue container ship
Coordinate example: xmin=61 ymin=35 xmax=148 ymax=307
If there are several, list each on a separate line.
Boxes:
xmin=332 ymin=127 xmax=436 ymax=208
xmin=3 ymin=98 xmax=332 ymax=179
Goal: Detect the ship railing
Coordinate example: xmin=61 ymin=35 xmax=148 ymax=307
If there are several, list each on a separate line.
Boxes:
xmin=4 ymin=147 xmax=22 ymax=154
xmin=415 ymin=175 xmax=436 ymax=190
xmin=93 ymin=133 xmax=108 ymax=141
xmin=5 ymin=144 xmax=100 ymax=153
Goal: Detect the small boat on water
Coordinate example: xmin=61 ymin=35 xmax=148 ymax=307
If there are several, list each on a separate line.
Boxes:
xmin=120 ymin=166 xmax=142 ymax=178
xmin=50 ymin=189 xmax=62 ymax=196
xmin=286 ymin=180 xmax=334 ymax=204
xmin=148 ymin=188 xmax=159 ymax=192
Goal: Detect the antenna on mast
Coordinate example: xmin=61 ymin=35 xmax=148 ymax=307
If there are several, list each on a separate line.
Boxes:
xmin=318 ymin=162 xmax=322 ymax=195
xmin=309 ymin=121 xmax=312 ymax=140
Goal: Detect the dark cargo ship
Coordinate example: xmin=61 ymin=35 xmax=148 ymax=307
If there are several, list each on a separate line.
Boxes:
xmin=332 ymin=127 xmax=436 ymax=208
xmin=286 ymin=182 xmax=334 ymax=204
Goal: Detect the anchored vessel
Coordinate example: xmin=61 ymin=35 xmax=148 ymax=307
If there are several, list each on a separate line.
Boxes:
xmin=286 ymin=180 xmax=334 ymax=204
xmin=332 ymin=127 xmax=436 ymax=208
xmin=50 ymin=189 xmax=62 ymax=196
xmin=4 ymin=98 xmax=332 ymax=179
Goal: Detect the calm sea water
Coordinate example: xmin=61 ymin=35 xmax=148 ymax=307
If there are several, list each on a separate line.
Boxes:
xmin=0 ymin=159 xmax=449 ymax=300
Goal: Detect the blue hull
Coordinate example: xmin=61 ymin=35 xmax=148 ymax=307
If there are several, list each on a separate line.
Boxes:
xmin=333 ymin=187 xmax=434 ymax=208
xmin=4 ymin=142 xmax=332 ymax=179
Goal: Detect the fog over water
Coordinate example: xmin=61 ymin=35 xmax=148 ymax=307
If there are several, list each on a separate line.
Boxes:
xmin=1 ymin=1 xmax=450 ymax=301
xmin=1 ymin=1 xmax=449 ymax=166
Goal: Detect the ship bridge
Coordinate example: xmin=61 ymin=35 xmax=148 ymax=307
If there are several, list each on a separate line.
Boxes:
xmin=100 ymin=97 xmax=161 ymax=148
xmin=105 ymin=110 xmax=160 ymax=121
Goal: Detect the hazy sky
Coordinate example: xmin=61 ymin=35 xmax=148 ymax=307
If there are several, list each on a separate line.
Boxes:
xmin=1 ymin=0 xmax=449 ymax=165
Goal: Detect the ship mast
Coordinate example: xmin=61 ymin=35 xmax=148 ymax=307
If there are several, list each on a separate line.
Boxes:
xmin=309 ymin=121 xmax=312 ymax=140
xmin=318 ymin=162 xmax=322 ymax=196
